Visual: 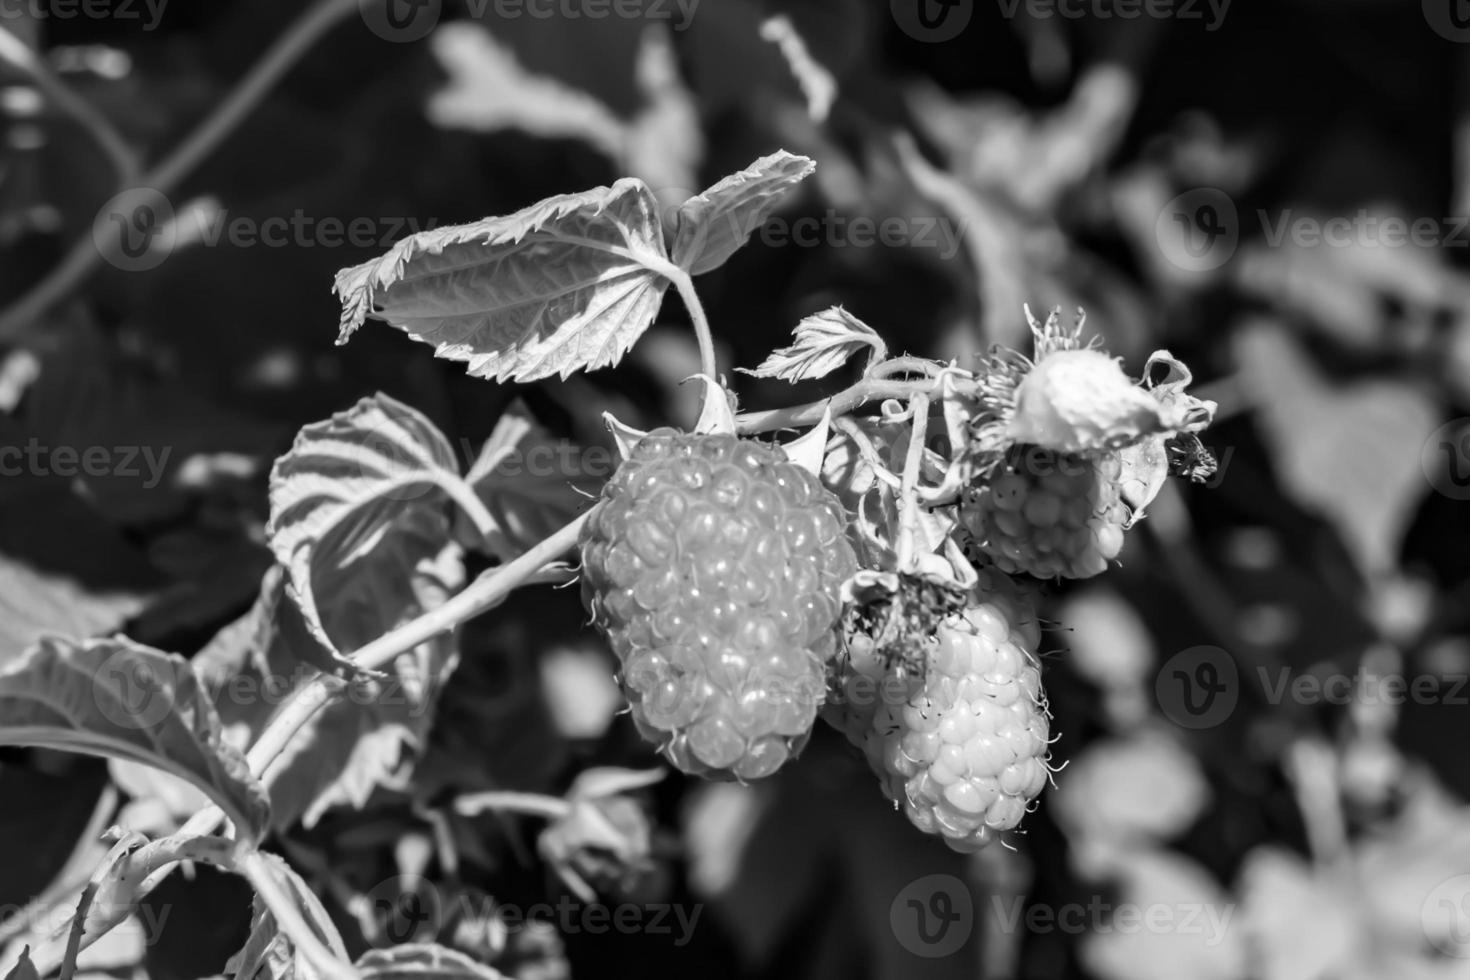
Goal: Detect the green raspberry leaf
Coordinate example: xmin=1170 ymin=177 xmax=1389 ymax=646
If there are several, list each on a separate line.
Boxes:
xmin=0 ymin=635 xmax=270 ymax=843
xmin=738 ymin=306 xmax=886 ymax=383
xmin=356 ymin=944 xmax=508 ymax=980
xmin=334 ymin=180 xmax=671 ymax=383
xmin=671 ymin=151 xmax=815 ymax=276
xmin=268 ymin=393 xmax=471 ymax=670
xmin=198 ymin=555 xmax=462 ymax=830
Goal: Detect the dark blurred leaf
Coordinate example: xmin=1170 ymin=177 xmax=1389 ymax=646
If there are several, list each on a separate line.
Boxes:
xmin=457 ymin=400 xmax=595 ymax=562
xmin=141 ymin=864 xmax=254 ymax=980
xmin=1234 ymin=321 xmax=1437 ymax=576
xmin=0 ymin=541 xmax=153 ymax=664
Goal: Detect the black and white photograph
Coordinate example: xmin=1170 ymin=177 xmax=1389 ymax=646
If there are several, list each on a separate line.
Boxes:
xmin=1 ymin=1 xmax=1468 ymax=978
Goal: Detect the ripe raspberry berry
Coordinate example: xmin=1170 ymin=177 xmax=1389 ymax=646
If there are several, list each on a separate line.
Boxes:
xmin=826 ymin=571 xmax=1051 ymax=852
xmin=962 ymin=445 xmax=1129 ymax=580
xmin=580 ymin=428 xmax=858 ymax=780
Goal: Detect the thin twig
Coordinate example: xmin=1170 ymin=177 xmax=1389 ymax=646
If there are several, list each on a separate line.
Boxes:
xmin=144 ymin=517 xmax=589 ymax=888
xmin=453 ymin=790 xmax=572 ymax=821
xmin=867 ymin=356 xmax=942 ymax=380
xmin=669 ymin=267 xmax=718 ymax=382
xmin=0 ymin=0 xmax=359 ymax=342
xmin=736 ymin=376 xmax=968 ymax=434
xmin=355 ymin=518 xmax=587 ymax=673
xmin=0 ymin=26 xmax=138 ymax=182
xmin=1285 ymin=738 xmax=1349 ymax=867
xmin=57 ymin=878 xmax=100 ymax=980
xmin=895 ymin=394 xmax=930 ymax=570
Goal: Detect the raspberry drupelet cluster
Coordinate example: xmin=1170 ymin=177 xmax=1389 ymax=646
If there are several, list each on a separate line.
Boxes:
xmin=579 ymin=428 xmax=857 ymax=781
xmin=825 ymin=570 xmax=1053 ymax=852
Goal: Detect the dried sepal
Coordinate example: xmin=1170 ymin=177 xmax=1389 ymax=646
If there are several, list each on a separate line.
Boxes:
xmin=971 ymin=307 xmax=1216 ymax=462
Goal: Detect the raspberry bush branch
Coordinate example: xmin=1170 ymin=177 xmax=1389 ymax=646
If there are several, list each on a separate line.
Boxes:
xmin=20 ymin=519 xmax=588 ymax=975
xmin=0 ymin=149 xmax=1222 ymax=974
xmin=155 ymin=519 xmax=588 ymax=871
xmin=735 ymin=375 xmax=969 ymax=434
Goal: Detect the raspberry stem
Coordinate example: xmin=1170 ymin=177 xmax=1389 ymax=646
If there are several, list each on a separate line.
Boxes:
xmin=895 ymin=394 xmax=931 ymax=571
xmin=666 ymin=266 xmax=719 ymax=383
xmin=868 ymin=356 xmax=945 ymax=380
xmin=236 ymin=849 xmax=359 ymax=980
xmin=736 ymin=375 xmax=974 ymax=434
xmin=97 ymin=513 xmax=594 ymax=965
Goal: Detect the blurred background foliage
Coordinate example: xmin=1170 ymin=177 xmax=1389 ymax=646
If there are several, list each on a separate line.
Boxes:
xmin=3 ymin=1 xmax=1470 ymax=978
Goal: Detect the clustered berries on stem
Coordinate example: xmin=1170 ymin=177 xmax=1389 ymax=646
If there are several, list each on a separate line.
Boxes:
xmin=579 ymin=305 xmax=1217 ymax=850
xmin=0 ymin=148 xmax=1227 ymax=980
